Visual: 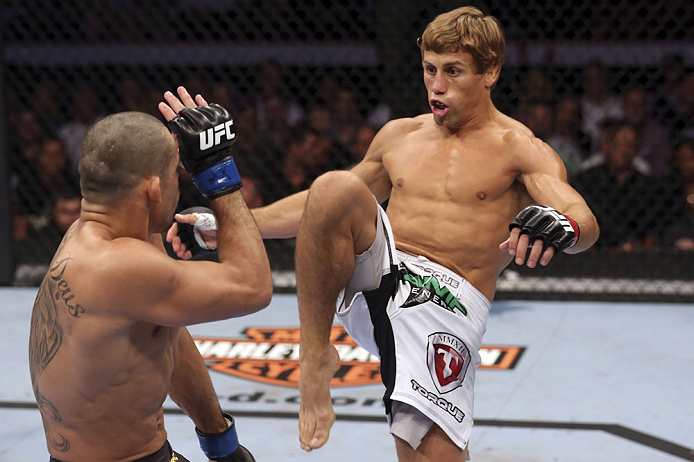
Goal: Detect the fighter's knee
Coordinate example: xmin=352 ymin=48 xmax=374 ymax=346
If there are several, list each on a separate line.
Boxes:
xmin=307 ymin=170 xmax=372 ymax=210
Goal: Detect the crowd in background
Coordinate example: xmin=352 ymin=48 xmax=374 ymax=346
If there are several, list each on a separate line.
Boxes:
xmin=5 ymin=57 xmax=694 ymax=285
xmin=514 ymin=58 xmax=694 ymax=252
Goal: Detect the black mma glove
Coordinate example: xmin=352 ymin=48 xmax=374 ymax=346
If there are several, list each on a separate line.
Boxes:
xmin=509 ymin=205 xmax=580 ymax=253
xmin=175 ymin=206 xmax=218 ymax=259
xmin=168 ymin=103 xmax=242 ymax=200
xmin=196 ymin=413 xmax=256 ymax=462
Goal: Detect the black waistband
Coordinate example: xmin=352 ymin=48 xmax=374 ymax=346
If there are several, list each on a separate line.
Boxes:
xmin=49 ymin=440 xmax=188 ymax=462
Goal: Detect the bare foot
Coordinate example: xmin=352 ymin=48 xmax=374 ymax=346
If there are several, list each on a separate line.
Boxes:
xmin=298 ymin=345 xmax=340 ymax=451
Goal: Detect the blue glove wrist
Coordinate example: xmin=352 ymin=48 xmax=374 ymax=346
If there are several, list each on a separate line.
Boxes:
xmin=196 ymin=413 xmax=239 ymax=459
xmin=191 ymin=157 xmax=243 ymax=199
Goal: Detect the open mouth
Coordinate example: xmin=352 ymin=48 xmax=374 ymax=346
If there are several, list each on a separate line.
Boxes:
xmin=430 ymin=99 xmax=448 ymax=116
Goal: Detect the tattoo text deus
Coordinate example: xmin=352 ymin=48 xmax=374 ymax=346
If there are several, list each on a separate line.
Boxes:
xmin=49 ymin=253 xmax=85 ymax=318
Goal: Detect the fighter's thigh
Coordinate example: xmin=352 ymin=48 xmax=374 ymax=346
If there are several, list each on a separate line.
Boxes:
xmin=394 ymin=424 xmax=468 ymax=462
xmin=306 ymin=170 xmax=379 ymax=254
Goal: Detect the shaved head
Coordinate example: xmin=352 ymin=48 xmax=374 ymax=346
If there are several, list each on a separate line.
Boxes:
xmin=79 ymin=112 xmax=176 ymax=204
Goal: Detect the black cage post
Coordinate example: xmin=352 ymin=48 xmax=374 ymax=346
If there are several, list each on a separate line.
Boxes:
xmin=0 ymin=25 xmax=14 ymax=285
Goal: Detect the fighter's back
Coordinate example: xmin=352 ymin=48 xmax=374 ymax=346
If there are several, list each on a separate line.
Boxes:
xmin=29 ymin=221 xmax=176 ymax=461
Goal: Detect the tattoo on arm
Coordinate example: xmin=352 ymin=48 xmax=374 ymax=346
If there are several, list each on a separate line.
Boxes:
xmin=49 ymin=253 xmax=84 ymax=318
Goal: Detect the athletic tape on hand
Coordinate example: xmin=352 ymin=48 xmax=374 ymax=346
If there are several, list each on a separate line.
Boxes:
xmin=191 ymin=212 xmax=218 ymax=250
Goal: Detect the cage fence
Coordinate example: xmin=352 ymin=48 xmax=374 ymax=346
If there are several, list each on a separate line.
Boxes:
xmin=2 ymin=0 xmax=693 ymax=301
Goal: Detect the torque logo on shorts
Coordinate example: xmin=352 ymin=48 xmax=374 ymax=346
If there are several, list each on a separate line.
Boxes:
xmin=401 ymin=272 xmax=467 ymax=316
xmin=427 ymin=332 xmax=471 ymax=394
xmin=411 ymin=379 xmax=465 ymax=423
xmin=193 ymin=326 xmax=381 ymax=388
xmin=199 ymin=120 xmax=235 ymax=151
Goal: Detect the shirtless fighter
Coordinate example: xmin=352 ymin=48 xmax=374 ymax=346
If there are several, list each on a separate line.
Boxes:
xmin=29 ymin=105 xmax=271 ymax=461
xmin=163 ymin=7 xmax=599 ymax=460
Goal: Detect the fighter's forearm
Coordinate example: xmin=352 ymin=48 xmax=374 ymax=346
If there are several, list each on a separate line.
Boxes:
xmin=252 ymin=190 xmax=309 ymax=239
xmin=561 ymin=204 xmax=600 ymax=254
xmin=211 ymin=191 xmax=273 ymax=306
xmin=522 ymin=172 xmax=600 ymax=253
xmin=168 ymin=328 xmax=227 ymax=434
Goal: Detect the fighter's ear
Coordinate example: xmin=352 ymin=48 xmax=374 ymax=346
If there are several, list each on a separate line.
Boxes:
xmin=146 ymin=176 xmax=162 ymax=204
xmin=484 ymin=64 xmax=501 ymax=89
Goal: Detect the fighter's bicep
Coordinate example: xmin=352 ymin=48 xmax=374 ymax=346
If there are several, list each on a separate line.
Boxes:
xmin=102 ymin=245 xmax=262 ymax=327
xmin=150 ymin=258 xmax=270 ymax=327
xmin=521 ymin=171 xmax=587 ymax=213
xmin=517 ymin=137 xmax=567 ymax=181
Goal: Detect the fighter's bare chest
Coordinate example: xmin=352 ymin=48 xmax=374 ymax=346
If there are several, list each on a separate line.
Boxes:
xmin=384 ymin=140 xmax=517 ymax=202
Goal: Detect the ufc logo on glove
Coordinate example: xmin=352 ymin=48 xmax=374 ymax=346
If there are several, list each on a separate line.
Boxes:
xmin=200 ymin=120 xmax=235 ymax=151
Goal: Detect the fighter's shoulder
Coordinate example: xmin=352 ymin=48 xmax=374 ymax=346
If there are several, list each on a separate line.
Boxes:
xmin=80 ymin=237 xmax=176 ymax=309
xmin=375 ymin=115 xmax=428 ymax=140
xmin=100 ymin=237 xmax=171 ymax=272
xmin=365 ymin=116 xmax=427 ymax=160
xmin=75 ymin=237 xmax=168 ymax=289
xmin=495 ymin=115 xmax=565 ymax=175
xmin=495 ymin=115 xmax=537 ymax=151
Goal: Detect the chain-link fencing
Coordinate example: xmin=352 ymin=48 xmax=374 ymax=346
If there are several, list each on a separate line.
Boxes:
xmin=2 ymin=0 xmax=693 ymax=300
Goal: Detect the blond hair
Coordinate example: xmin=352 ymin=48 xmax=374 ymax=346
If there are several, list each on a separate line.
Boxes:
xmin=418 ymin=6 xmax=505 ymax=74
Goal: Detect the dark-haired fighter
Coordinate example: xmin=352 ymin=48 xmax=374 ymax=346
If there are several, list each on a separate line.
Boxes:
xmin=29 ymin=106 xmax=271 ymax=461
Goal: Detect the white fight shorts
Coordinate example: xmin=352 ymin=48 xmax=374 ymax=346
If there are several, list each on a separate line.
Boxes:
xmin=336 ymin=203 xmax=491 ymax=452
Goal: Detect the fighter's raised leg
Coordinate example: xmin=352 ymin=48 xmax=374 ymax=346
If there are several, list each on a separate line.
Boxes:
xmin=295 ymin=170 xmax=379 ymax=452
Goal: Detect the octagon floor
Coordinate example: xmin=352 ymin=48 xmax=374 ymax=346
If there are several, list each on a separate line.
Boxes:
xmin=1 ymin=288 xmax=692 ymax=461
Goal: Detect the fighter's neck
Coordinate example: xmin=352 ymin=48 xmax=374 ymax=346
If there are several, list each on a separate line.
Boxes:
xmin=439 ymin=100 xmax=499 ymax=135
xmin=79 ymin=199 xmax=152 ymax=242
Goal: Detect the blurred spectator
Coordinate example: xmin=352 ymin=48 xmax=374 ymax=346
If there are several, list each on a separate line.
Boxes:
xmin=367 ymin=99 xmax=392 ymax=130
xmin=279 ymin=125 xmax=350 ymax=197
xmin=260 ymin=95 xmax=292 ymax=153
xmin=576 ymin=118 xmax=650 ymax=176
xmin=8 ymin=108 xmax=44 ymax=186
xmin=305 ymin=100 xmax=335 ymax=139
xmin=255 ymin=60 xmax=303 ymax=131
xmin=622 ymin=85 xmax=671 ymax=177
xmin=546 ymin=95 xmax=590 ymax=176
xmin=14 ymin=137 xmax=80 ymax=228
xmin=660 ymin=140 xmax=694 ymax=250
xmin=668 ymin=72 xmax=694 ymax=141
xmin=280 ymin=126 xmax=328 ymax=194
xmin=652 ymin=54 xmax=685 ymax=124
xmin=349 ymin=123 xmax=377 ymax=165
xmin=232 ymin=102 xmax=263 ymax=164
xmin=32 ymin=80 xmax=64 ymax=133
xmin=518 ymin=68 xmax=555 ymax=108
xmin=333 ymin=86 xmax=365 ymax=147
xmin=240 ymin=176 xmax=265 ymax=209
xmin=223 ymin=100 xmax=285 ymax=204
xmin=118 ymin=76 xmax=151 ymax=114
xmin=316 ymin=74 xmax=340 ymax=108
xmin=571 ymin=120 xmax=659 ymax=250
xmin=210 ymin=81 xmax=238 ymax=115
xmin=183 ymin=74 xmax=213 ymax=104
xmin=13 ymin=188 xmax=81 ymax=286
xmin=520 ymin=100 xmax=553 ymax=141
xmin=580 ymin=61 xmax=623 ymax=151
xmin=146 ymin=87 xmax=169 ymax=119
xmin=58 ymin=86 xmax=104 ymax=175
